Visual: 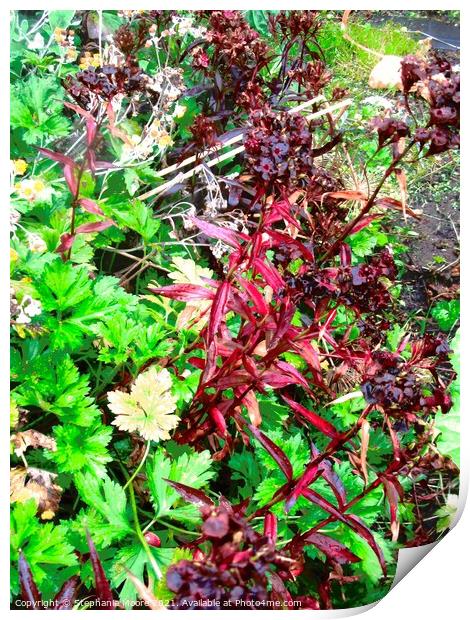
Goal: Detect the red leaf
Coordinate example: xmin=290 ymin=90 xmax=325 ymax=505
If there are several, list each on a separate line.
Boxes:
xmin=37 ymin=147 xmax=76 ymax=168
xmin=237 ymin=277 xmax=268 ymax=314
xmin=191 ymin=216 xmax=248 ymax=248
xmin=106 ymin=102 xmax=132 ymax=145
xmin=64 ymin=163 xmax=78 ymax=195
xmin=209 ymin=406 xmax=227 ymax=435
xmin=248 ymin=424 xmax=293 ymax=481
xmin=75 ymin=219 xmax=115 ymax=234
xmin=253 ymin=258 xmax=285 ymax=290
xmin=57 ymin=232 xmax=76 ymax=254
xmin=310 ymin=442 xmax=347 ymax=507
xmin=380 ymin=475 xmax=403 ymax=542
xmin=261 ymin=371 xmax=302 ymax=389
xmin=149 ymin=284 xmax=216 ymax=302
xmin=304 ymin=532 xmax=361 ymax=564
xmin=285 ymin=461 xmax=322 ymax=512
xmin=53 ymin=576 xmax=79 ymax=610
xmin=264 ymin=513 xmax=278 ymax=543
xmin=86 ymin=530 xmax=115 ymax=606
xmin=340 ymin=243 xmax=352 ymax=266
xmin=348 ymin=214 xmax=381 ymax=235
xmin=326 ymin=190 xmax=368 ymax=201
xmin=394 ymin=168 xmax=408 ymax=218
xmin=188 ymin=357 xmax=206 ymax=370
xmin=123 ymin=569 xmax=165 ymax=610
xmin=293 ymin=342 xmax=323 ymax=379
xmin=375 ymin=197 xmax=420 ymax=219
xmin=38 ymin=148 xmax=78 ymax=195
xmin=240 ymin=389 xmax=261 ymax=426
xmin=18 ymin=552 xmax=42 ymax=607
xmin=86 ymin=117 xmax=98 ymax=146
xmin=266 ymin=199 xmax=301 ymax=229
xmin=282 ymin=395 xmax=340 ymax=439
xmin=79 ymin=197 xmax=105 ymax=216
xmin=207 ymin=281 xmax=230 ymax=343
xmin=301 ymin=490 xmax=387 ymax=575
xmin=274 ymin=361 xmax=310 ymax=390
xmin=164 ymin=479 xmax=214 ymax=510
xmin=345 ymin=514 xmax=387 ymax=575
xmin=64 ymin=101 xmax=94 ymax=120
xmin=268 ymin=230 xmax=314 ymax=261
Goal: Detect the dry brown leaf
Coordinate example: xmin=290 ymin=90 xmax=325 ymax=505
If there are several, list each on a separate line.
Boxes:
xmin=10 ymin=466 xmax=63 ymax=520
xmin=10 ymin=429 xmax=56 ymax=457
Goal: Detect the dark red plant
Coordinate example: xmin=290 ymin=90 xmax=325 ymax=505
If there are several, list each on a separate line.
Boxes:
xmin=18 ymin=531 xmax=115 ymax=610
xmin=38 ymin=105 xmax=115 ymax=258
xmin=165 ymin=494 xmax=363 ymax=609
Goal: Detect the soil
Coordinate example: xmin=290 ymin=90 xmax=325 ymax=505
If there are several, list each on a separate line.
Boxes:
xmin=399 ymin=191 xmax=460 ymax=316
xmin=387 ymin=32 xmax=460 ymax=319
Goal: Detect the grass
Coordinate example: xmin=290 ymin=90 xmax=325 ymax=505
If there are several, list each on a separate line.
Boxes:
xmin=318 ymin=19 xmax=421 ymax=86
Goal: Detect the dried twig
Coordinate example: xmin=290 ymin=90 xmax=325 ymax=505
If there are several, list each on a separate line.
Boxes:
xmin=137 ymin=98 xmax=352 ymax=202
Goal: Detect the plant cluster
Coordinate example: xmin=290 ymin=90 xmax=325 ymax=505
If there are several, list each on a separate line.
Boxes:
xmin=10 ymin=9 xmax=459 ymax=611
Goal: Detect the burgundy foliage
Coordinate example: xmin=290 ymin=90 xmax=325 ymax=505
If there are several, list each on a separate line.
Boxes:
xmin=151 ymin=19 xmax=459 ymax=607
xmin=18 ymin=533 xmax=115 ymax=610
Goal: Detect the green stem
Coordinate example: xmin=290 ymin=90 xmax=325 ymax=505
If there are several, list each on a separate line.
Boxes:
xmin=123 ymin=440 xmax=151 ymax=491
xmin=154 ymin=518 xmax=199 ymax=537
xmin=118 ymin=461 xmax=162 ymax=580
xmin=128 ymin=476 xmax=162 ymax=579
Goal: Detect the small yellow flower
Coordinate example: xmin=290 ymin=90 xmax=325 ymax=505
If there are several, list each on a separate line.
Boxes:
xmin=54 ymin=27 xmax=66 ymax=43
xmin=33 ymin=180 xmax=46 ymax=193
xmin=10 ymin=248 xmax=18 ymax=262
xmin=79 ymin=51 xmax=102 ymax=70
xmin=65 ymin=48 xmax=78 ymax=62
xmin=12 ymin=160 xmax=28 ymax=176
xmin=21 ymin=187 xmax=34 ymax=200
xmin=157 ymin=132 xmax=173 ymax=149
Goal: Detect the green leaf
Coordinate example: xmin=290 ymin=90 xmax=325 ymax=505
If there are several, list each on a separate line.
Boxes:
xmin=124 ymin=168 xmax=140 ymax=197
xmin=52 ymin=423 xmax=113 ymax=476
xmin=435 ymin=329 xmax=460 ymax=466
xmin=107 ymin=200 xmax=160 ymax=242
xmin=245 ymin=10 xmax=271 ymax=36
xmin=75 ymin=472 xmax=132 ymax=541
xmin=10 ymin=500 xmax=78 ymax=597
xmin=11 ymin=76 xmax=70 ymax=144
xmin=228 ymin=449 xmax=263 ymax=500
xmin=431 ymin=299 xmax=460 ymax=332
xmin=146 ymin=448 xmax=215 ymax=523
xmin=37 ymin=260 xmax=92 ymax=313
xmin=48 ymin=10 xmax=75 ymax=31
xmin=12 ymin=351 xmax=101 ymax=426
xmin=348 ymin=229 xmax=378 ymax=258
xmin=112 ymin=544 xmax=174 ymax=608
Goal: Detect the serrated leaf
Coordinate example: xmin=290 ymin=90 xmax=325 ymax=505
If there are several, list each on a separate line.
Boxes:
xmin=146 ymin=448 xmax=215 ymax=523
xmin=75 ymin=473 xmax=132 ymax=543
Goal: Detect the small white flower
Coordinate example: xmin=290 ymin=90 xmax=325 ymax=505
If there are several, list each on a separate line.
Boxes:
xmin=22 ymin=296 xmax=42 ymax=318
xmin=27 ymin=233 xmax=47 ymax=253
xmin=15 ymin=179 xmax=53 ymax=203
xmin=15 ymin=310 xmax=31 ymax=325
xmin=27 ymin=32 xmax=45 ymax=50
xmin=10 ymin=209 xmax=21 ymax=233
xmin=173 ymin=104 xmax=187 ymax=119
